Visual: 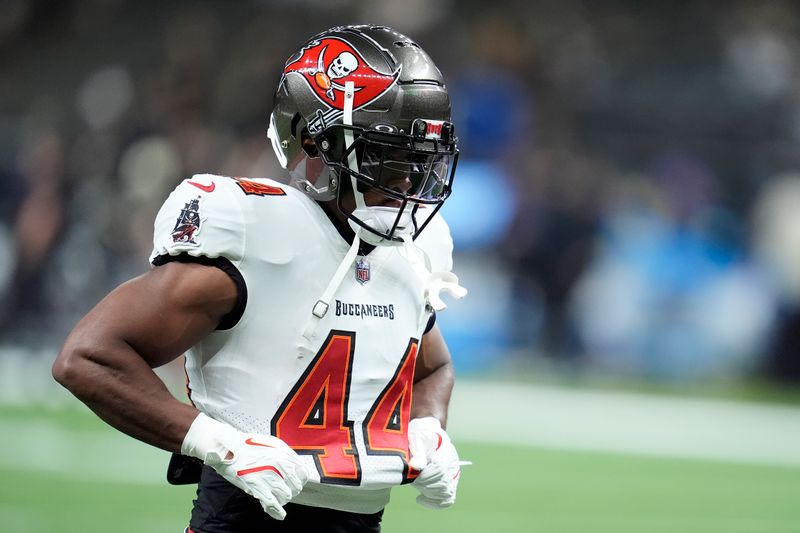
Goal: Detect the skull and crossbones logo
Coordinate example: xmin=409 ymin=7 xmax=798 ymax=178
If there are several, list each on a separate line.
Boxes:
xmin=283 ymin=37 xmax=400 ymax=112
xmin=313 ymin=46 xmax=361 ymax=100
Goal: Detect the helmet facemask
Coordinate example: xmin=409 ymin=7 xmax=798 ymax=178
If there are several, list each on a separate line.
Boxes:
xmin=317 ymin=121 xmax=458 ymax=246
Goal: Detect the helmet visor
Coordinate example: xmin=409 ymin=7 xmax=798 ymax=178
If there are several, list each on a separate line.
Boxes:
xmin=359 ymin=144 xmax=451 ymax=201
xmin=318 ymin=125 xmax=457 ymax=204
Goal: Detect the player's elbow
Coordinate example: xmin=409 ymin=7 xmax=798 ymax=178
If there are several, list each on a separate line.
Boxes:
xmin=52 ymin=335 xmax=98 ymax=393
xmin=52 ymin=346 xmax=81 ymax=390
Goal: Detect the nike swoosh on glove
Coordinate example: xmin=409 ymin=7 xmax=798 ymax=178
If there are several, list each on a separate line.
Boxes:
xmin=181 ymin=412 xmax=309 ymax=520
xmin=408 ymin=416 xmax=463 ymax=509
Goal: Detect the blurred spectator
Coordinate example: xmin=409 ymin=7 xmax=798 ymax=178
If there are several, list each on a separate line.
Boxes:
xmin=2 ymin=0 xmax=800 ymax=388
xmin=570 ymin=153 xmax=775 ymax=380
xmin=752 ymin=174 xmax=800 ymax=382
xmin=500 ymin=147 xmax=604 ymax=359
xmin=1 ymin=122 xmax=67 ymax=342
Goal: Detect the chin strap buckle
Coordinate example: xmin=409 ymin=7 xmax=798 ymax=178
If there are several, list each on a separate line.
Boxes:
xmin=301 ymin=226 xmax=362 ymax=341
xmin=312 ymin=300 xmax=329 ymax=319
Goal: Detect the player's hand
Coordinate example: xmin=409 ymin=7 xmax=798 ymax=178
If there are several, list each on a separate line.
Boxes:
xmin=181 ymin=412 xmax=309 ymax=520
xmin=408 ymin=416 xmax=463 ymax=509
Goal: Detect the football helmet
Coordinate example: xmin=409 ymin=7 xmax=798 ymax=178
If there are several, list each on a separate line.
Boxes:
xmin=268 ymin=25 xmax=458 ymax=245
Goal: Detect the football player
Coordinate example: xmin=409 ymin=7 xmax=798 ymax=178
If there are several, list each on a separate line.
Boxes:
xmin=53 ymin=25 xmax=466 ymax=532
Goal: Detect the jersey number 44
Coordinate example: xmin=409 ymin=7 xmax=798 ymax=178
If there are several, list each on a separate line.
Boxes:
xmin=272 ymin=330 xmax=420 ymax=485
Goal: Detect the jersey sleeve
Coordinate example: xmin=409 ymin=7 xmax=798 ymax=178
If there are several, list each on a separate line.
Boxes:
xmin=149 ymin=174 xmax=245 ymax=266
xmin=413 ymin=212 xmax=454 ymax=274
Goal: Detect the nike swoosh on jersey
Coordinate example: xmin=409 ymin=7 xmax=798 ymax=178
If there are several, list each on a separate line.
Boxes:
xmin=187 ymin=180 xmax=216 ymax=193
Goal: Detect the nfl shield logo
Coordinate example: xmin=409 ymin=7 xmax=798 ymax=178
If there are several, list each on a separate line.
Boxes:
xmin=355 ymin=258 xmax=370 ymax=284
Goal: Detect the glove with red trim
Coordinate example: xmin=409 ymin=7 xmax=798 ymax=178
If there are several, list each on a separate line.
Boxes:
xmin=408 ymin=416 xmax=463 ymax=509
xmin=181 ymin=412 xmax=309 ymax=520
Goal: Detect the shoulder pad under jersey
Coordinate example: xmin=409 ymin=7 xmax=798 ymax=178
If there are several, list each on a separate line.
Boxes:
xmin=413 ymin=212 xmax=454 ymax=274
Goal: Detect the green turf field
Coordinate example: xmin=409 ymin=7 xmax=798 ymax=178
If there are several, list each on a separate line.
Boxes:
xmin=1 ymin=405 xmax=798 ymax=533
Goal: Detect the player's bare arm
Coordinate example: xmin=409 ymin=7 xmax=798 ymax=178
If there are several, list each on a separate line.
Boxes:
xmin=407 ymin=322 xmax=462 ymax=509
xmin=54 ymin=258 xmax=309 ymax=521
xmin=52 ymin=261 xmax=237 ymax=452
xmin=412 ymin=322 xmax=454 ymax=427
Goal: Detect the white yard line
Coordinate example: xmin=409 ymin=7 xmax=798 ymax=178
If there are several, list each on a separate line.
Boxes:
xmin=1 ymin=381 xmax=799 ymax=486
xmin=449 ymin=381 xmax=800 ymax=467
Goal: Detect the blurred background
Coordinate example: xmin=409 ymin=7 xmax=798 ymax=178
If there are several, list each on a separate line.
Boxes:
xmin=1 ymin=1 xmax=799 ymax=532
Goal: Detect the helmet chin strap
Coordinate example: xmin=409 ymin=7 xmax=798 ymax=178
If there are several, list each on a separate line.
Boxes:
xmin=301 ymin=81 xmax=363 ymax=341
xmin=352 ymin=207 xmax=412 ymax=246
xmin=302 ymin=82 xmax=420 ymax=341
xmin=341 ymin=81 xmax=410 ymax=247
xmin=343 ymin=81 xmax=366 ymax=213
xmin=301 ymin=83 xmax=465 ymax=340
xmin=301 ymin=223 xmax=361 ymax=340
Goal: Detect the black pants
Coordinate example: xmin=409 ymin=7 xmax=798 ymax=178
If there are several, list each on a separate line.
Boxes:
xmin=189 ymin=466 xmax=384 ymax=533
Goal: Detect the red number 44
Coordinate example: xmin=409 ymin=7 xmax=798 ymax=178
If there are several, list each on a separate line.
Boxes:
xmin=271 ymin=330 xmax=420 ymax=485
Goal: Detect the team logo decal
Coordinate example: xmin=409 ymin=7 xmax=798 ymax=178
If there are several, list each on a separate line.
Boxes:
xmin=171 ymin=196 xmax=203 ymax=245
xmin=355 ymin=258 xmax=371 ymax=284
xmin=282 ymin=37 xmax=400 ymax=113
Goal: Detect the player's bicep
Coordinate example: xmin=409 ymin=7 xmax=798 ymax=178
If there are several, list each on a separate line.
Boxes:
xmin=415 ymin=323 xmax=453 ymax=383
xmin=77 ymin=261 xmax=237 ymax=368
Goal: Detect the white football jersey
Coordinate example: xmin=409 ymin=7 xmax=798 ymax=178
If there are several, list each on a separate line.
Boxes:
xmin=150 ymin=174 xmax=456 ymax=513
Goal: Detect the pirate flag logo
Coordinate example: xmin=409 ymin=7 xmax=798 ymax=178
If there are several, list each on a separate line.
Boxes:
xmin=282 ymin=37 xmax=400 ymax=112
xmin=171 ymin=197 xmax=203 ymax=245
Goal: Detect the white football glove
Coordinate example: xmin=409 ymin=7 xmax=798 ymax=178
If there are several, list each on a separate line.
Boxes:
xmin=408 ymin=417 xmax=463 ymax=509
xmin=181 ymin=412 xmax=309 ymax=520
